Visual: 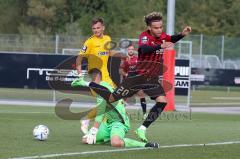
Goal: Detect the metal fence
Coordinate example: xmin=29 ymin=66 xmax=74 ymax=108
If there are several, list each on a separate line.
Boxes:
xmin=176 ymin=35 xmax=240 ymax=69
xmin=0 ymin=34 xmax=240 ymax=69
xmin=0 ymin=34 xmax=84 ymax=54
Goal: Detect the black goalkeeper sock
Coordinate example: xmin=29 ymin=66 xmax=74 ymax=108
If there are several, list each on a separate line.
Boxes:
xmin=140 ymin=98 xmax=147 ymax=114
xmin=142 ymin=102 xmax=167 ymax=128
xmin=89 ymin=82 xmax=112 ymax=100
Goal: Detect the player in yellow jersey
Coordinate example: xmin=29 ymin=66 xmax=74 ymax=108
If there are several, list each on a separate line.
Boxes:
xmin=76 ymin=17 xmax=116 ymax=87
xmin=75 ymin=17 xmax=125 ymax=134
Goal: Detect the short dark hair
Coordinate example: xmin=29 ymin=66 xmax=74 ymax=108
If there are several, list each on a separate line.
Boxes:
xmin=92 ymin=17 xmax=104 ymax=26
xmin=144 ymin=12 xmax=163 ymax=26
xmin=127 ymin=41 xmax=134 ymax=48
xmin=88 ymin=68 xmax=102 ymax=78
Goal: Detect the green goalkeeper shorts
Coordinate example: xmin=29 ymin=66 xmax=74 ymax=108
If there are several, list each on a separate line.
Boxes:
xmin=96 ymin=121 xmax=129 ymax=144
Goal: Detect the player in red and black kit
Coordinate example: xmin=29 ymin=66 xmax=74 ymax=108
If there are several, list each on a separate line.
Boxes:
xmin=78 ymin=12 xmax=191 ymax=142
xmin=119 ymin=44 xmax=147 ymax=118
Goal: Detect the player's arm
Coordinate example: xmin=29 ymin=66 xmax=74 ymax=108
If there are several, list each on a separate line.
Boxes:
xmin=119 ymin=68 xmax=128 ymax=77
xmin=76 ymin=56 xmax=83 ymax=75
xmin=76 ymin=41 xmax=90 ymax=76
xmin=138 ymin=33 xmax=173 ymax=54
xmin=94 ymin=99 xmax=106 ymax=124
xmin=83 ymin=98 xmax=106 ymax=144
xmin=91 ymin=98 xmax=106 ymax=128
xmin=82 ymin=122 xmax=99 ymax=144
xmin=139 ymin=26 xmax=192 ymax=54
xmin=119 ymin=59 xmax=128 ymax=77
xmin=169 ymin=26 xmax=192 ymax=43
xmin=138 ymin=43 xmax=174 ymax=54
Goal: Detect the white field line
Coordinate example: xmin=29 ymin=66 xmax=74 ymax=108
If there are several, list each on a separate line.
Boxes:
xmin=1 ymin=98 xmax=240 ymax=107
xmin=191 ymin=102 xmax=240 ymax=105
xmin=0 ymin=111 xmax=52 ymax=114
xmin=211 ymin=97 xmax=240 ymax=100
xmin=1 ymin=99 xmax=240 ymax=107
xmin=9 ymin=140 xmax=240 ymax=159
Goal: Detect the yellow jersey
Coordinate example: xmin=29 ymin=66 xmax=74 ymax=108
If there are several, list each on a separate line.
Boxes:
xmin=79 ymin=35 xmax=115 ymax=87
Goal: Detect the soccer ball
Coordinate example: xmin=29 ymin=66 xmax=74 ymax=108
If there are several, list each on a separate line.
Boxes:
xmin=33 ymin=125 xmax=49 ymax=141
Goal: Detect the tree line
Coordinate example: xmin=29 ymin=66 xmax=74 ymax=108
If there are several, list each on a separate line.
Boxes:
xmin=0 ymin=0 xmax=239 ymax=37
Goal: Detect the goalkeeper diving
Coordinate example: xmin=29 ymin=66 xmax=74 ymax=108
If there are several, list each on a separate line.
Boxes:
xmin=71 ymin=68 xmax=159 ymax=148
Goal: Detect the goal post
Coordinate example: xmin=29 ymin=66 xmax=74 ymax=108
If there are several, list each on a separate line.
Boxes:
xmin=174 ymin=40 xmax=192 ymax=112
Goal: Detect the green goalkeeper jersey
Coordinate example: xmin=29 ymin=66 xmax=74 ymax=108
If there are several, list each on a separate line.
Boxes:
xmin=95 ymin=81 xmax=130 ymax=128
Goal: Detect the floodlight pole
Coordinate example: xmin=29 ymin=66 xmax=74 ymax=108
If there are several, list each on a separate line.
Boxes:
xmin=167 ymin=0 xmax=176 ymax=35
xmin=55 ymin=34 xmax=59 ymax=54
xmin=221 ymin=35 xmax=225 ymax=64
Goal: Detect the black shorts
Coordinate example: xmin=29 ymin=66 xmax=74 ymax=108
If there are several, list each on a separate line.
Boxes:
xmin=112 ymin=75 xmax=165 ymax=100
xmin=127 ymin=71 xmax=138 ymax=77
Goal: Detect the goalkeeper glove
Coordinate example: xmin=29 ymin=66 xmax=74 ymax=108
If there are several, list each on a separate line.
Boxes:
xmin=83 ymin=127 xmax=98 ymax=144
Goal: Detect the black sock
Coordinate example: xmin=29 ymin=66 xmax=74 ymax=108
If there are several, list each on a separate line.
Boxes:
xmin=140 ymin=98 xmax=147 ymax=114
xmin=89 ymin=82 xmax=111 ymax=100
xmin=142 ymin=102 xmax=167 ymax=128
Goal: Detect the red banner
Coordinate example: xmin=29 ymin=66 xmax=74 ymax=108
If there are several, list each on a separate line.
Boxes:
xmin=163 ymin=49 xmax=176 ymax=111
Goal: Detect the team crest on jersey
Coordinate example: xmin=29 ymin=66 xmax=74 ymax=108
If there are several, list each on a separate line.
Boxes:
xmin=81 ymin=45 xmax=87 ymax=53
xmin=141 ymin=36 xmax=148 ymax=43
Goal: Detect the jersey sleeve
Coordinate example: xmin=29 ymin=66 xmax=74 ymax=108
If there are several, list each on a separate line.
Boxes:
xmin=161 ymin=31 xmax=184 ymax=43
xmin=95 ymin=97 xmax=106 ymax=123
xmin=104 ymin=35 xmax=112 ymax=50
xmin=165 ymin=34 xmax=172 ymax=42
xmin=94 ymin=82 xmax=114 ymax=123
xmin=79 ymin=39 xmax=91 ymax=57
xmin=170 ymin=34 xmax=184 ymax=43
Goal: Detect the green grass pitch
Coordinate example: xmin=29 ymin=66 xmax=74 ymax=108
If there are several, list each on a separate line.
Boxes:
xmin=0 ymin=105 xmax=240 ymax=159
xmin=0 ymin=87 xmax=240 ymax=106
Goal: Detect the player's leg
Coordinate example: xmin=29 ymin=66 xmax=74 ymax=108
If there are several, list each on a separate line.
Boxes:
xmin=88 ymin=78 xmax=136 ymax=103
xmin=111 ymin=75 xmax=145 ymax=102
xmin=80 ymin=87 xmax=108 ymax=134
xmin=135 ymin=97 xmax=167 ymax=142
xmin=123 ymin=138 xmax=159 ymax=148
xmin=110 ymin=122 xmax=159 ymax=148
xmin=142 ymin=95 xmax=167 ymax=128
xmin=111 ymin=136 xmax=147 ymax=148
xmin=109 ymin=122 xmax=128 ymax=147
xmin=110 ymin=122 xmax=144 ymax=148
xmin=135 ymin=77 xmax=167 ymax=142
xmin=94 ymin=75 xmax=117 ymax=102
xmin=72 ymin=78 xmax=96 ymax=134
xmin=73 ymin=69 xmax=113 ymax=134
xmin=136 ymin=90 xmax=147 ymax=118
xmin=94 ymin=122 xmax=111 ymax=144
xmin=75 ymin=75 xmax=142 ymax=103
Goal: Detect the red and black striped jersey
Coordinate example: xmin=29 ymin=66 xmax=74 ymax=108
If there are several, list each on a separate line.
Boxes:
xmin=136 ymin=30 xmax=172 ymax=77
